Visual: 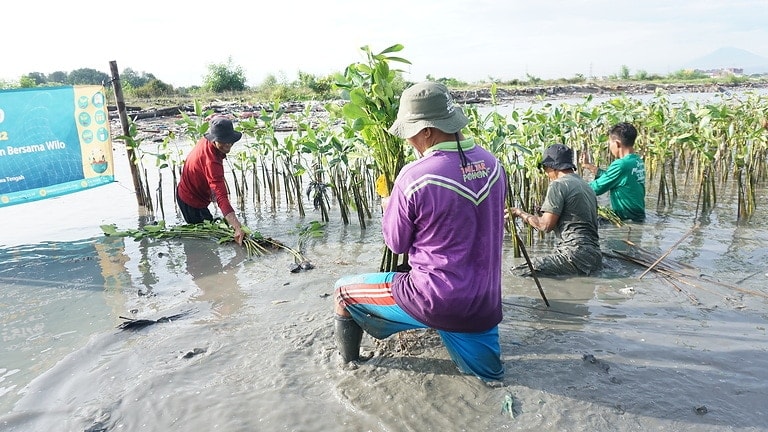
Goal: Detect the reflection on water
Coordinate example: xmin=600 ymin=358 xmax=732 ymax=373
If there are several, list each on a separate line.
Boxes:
xmin=0 ymin=236 xmax=129 ymax=409
xmin=181 ymin=239 xmax=246 ymax=318
xmin=0 ymin=224 xmax=252 ymax=417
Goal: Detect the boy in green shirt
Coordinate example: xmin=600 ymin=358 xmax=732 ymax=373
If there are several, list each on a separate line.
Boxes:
xmin=581 ymin=122 xmax=646 ymax=222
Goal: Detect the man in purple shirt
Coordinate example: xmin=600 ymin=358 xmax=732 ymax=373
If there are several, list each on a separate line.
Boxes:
xmin=333 ymin=82 xmax=507 ymax=382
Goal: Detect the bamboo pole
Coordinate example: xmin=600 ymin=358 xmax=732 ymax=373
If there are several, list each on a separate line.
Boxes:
xmin=512 ymin=218 xmax=550 ymax=307
xmin=108 ymin=60 xmax=148 ymax=208
xmin=638 ymin=223 xmax=699 ymax=279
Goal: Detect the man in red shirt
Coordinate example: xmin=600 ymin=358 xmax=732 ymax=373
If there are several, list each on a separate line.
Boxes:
xmin=176 ymin=116 xmax=245 ymax=245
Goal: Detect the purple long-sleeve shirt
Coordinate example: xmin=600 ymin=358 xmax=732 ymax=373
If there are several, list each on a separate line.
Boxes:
xmin=384 ymin=138 xmax=507 ymax=332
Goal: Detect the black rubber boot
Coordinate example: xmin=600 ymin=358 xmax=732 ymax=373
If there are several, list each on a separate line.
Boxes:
xmin=335 ymin=315 xmax=363 ymax=362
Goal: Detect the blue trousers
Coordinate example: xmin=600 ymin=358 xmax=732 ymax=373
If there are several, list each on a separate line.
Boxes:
xmin=335 ymin=272 xmax=504 ymax=382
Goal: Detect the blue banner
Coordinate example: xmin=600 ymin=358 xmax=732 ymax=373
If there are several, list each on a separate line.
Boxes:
xmin=0 ymin=85 xmax=114 ymax=207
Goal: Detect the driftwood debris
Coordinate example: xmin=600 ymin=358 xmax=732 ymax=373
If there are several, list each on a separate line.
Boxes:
xmin=127 ymin=106 xmax=185 ymax=120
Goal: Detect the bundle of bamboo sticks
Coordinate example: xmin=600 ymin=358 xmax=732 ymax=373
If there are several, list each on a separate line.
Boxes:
xmin=607 ymin=236 xmax=768 ymax=305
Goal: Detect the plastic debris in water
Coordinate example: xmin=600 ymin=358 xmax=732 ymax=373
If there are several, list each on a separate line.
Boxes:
xmin=117 ymin=310 xmax=193 ymax=330
xmin=619 ymin=286 xmax=635 ymax=296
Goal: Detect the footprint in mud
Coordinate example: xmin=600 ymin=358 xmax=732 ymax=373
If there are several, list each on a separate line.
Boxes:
xmin=582 ymin=353 xmax=610 ymax=373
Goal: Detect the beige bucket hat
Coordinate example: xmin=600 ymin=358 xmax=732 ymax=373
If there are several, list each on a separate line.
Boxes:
xmin=388 ymin=82 xmax=469 ymax=139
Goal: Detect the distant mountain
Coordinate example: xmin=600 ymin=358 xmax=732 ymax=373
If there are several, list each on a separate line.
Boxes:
xmin=683 ymin=47 xmax=768 ymax=75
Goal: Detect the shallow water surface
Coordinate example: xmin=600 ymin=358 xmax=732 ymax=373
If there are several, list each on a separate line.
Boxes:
xmin=2 ymin=139 xmax=768 ymax=431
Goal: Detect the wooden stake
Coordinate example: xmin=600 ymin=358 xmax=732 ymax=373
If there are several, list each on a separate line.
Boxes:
xmin=639 ymin=223 xmax=699 ymax=279
xmin=109 ymin=60 xmax=148 ymax=208
xmin=513 ymin=219 xmax=550 ymax=307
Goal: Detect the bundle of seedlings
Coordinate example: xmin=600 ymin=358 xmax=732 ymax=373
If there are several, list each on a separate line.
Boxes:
xmin=597 ymin=206 xmax=623 ymax=226
xmin=100 ymin=219 xmax=315 ymax=272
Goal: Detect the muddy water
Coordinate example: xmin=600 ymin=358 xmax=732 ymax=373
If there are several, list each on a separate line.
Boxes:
xmin=2 ymin=130 xmax=768 ymax=431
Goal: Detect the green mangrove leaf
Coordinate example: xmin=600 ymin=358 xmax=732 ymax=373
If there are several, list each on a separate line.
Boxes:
xmin=351 ymin=118 xmax=367 ymax=132
xmin=377 ymin=43 xmax=404 ymax=54
xmin=100 ymin=224 xmax=128 ymax=237
xmin=355 ymin=63 xmax=372 ymax=75
xmin=343 ymin=102 xmax=368 ymax=120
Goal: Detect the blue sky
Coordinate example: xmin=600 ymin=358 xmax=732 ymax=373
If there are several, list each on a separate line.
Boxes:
xmin=2 ymin=0 xmax=766 ymax=87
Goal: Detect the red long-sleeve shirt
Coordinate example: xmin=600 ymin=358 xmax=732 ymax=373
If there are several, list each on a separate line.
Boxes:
xmin=176 ymin=138 xmax=235 ymax=216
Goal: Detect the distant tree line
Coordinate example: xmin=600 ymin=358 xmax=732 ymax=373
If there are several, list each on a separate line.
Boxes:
xmin=1 ymin=67 xmax=176 ymax=98
xmin=0 ymin=59 xmax=762 ymax=103
xmin=17 ymin=68 xmax=111 ymax=87
xmin=0 ymin=57 xmax=338 ymax=102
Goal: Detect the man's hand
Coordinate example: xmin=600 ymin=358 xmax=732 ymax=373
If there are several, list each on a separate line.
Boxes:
xmin=224 ymin=212 xmax=245 ymax=246
xmin=232 ymin=226 xmax=245 ymax=245
xmin=505 ymin=207 xmax=523 ymax=221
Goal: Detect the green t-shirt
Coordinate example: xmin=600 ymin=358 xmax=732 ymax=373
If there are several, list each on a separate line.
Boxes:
xmin=590 ymin=153 xmax=646 ymax=221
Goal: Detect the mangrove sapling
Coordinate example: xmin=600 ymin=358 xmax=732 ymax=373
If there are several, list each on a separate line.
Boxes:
xmin=155 ymin=131 xmax=185 ymax=219
xmin=274 ymin=122 xmax=303 ymax=211
xmin=328 ymin=43 xmax=410 ymax=271
xmin=301 ymin=128 xmax=335 ymax=223
xmin=306 ymin=176 xmax=331 ymax=222
xmin=349 ymin=163 xmax=373 ymax=229
xmin=114 ymin=119 xmax=154 ymax=213
xmin=228 ymin=151 xmax=250 ymax=210
xmin=239 ymin=103 xmax=286 ymax=211
xmin=286 ymin=221 xmax=324 ymax=273
xmin=332 ymin=136 xmax=366 ymax=226
xmin=330 ymin=170 xmax=351 ymax=225
xmin=296 ymin=122 xmax=337 ymax=222
xmin=175 ymin=100 xmax=214 ymax=143
xmin=281 ymin=139 xmax=306 ymax=216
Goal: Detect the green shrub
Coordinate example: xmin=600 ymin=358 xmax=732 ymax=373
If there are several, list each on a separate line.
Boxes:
xmin=203 ymin=57 xmax=247 ymax=93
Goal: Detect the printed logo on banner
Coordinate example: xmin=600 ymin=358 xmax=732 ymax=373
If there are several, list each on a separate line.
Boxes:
xmin=0 ymin=85 xmax=114 ymax=206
